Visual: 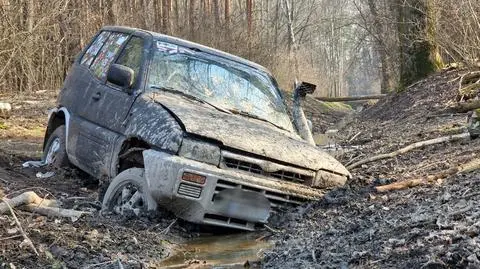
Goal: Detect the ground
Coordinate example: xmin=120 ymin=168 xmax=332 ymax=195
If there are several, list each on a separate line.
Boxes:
xmin=264 ymin=69 xmax=480 ymax=268
xmin=0 ymin=93 xmax=183 ymax=268
xmin=1 ymin=69 xmax=479 ymax=268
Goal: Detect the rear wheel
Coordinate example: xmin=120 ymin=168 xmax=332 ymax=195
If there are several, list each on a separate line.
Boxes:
xmin=102 ymin=168 xmax=157 ymax=216
xmin=43 ymin=125 xmax=69 ymax=168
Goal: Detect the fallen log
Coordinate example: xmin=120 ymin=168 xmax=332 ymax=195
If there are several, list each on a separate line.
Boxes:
xmin=449 ymin=99 xmax=480 ymax=113
xmin=21 ymin=204 xmax=91 ymax=221
xmin=375 ymin=158 xmax=480 ymax=193
xmin=315 ymin=94 xmax=386 ymax=102
xmin=0 ymin=191 xmax=91 ymax=220
xmin=375 ymin=168 xmax=458 ymax=192
xmin=347 ymin=133 xmax=469 ymax=170
xmin=0 ymin=191 xmax=58 ymax=214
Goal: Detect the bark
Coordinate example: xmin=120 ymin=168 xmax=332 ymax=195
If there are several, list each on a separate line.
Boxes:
xmin=450 ymin=99 xmax=480 ymax=113
xmin=283 ymin=0 xmax=299 ymax=79
xmin=189 ymin=0 xmax=195 ymax=38
xmin=212 ymin=0 xmax=220 ymax=26
xmin=162 ymin=0 xmax=171 ymax=34
xmin=397 ymin=0 xmax=441 ymax=88
xmin=0 ymin=191 xmax=58 ymax=213
xmin=367 ymin=0 xmax=393 ymax=93
xmin=246 ymin=0 xmax=253 ymax=37
xmin=376 ymin=158 xmax=480 ymax=192
xmin=21 ymin=204 xmax=91 ymax=220
xmin=224 ymin=0 xmax=230 ymax=27
xmin=0 ymin=191 xmax=91 ymax=220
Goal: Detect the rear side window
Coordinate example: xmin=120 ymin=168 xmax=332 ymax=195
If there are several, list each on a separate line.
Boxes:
xmin=116 ymin=37 xmax=144 ymax=83
xmin=80 ymin=31 xmax=110 ymax=67
xmin=90 ymin=33 xmax=129 ymax=80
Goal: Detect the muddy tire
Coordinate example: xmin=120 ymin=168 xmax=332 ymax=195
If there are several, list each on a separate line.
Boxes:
xmin=43 ymin=125 xmax=70 ymax=168
xmin=102 ymin=168 xmax=157 ymax=216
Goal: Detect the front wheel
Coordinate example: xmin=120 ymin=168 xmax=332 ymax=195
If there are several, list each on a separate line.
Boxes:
xmin=102 ymin=168 xmax=157 ymax=216
xmin=43 ymin=125 xmax=70 ymax=168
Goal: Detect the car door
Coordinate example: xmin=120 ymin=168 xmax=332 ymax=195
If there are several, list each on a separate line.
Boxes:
xmin=68 ymin=32 xmax=146 ymax=177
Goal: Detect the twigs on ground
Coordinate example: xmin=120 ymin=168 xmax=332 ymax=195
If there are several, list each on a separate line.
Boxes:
xmin=160 ymin=219 xmax=177 ymax=235
xmin=348 ymin=131 xmax=362 ymax=143
xmin=347 ymin=133 xmax=469 ymax=170
xmin=264 ymin=224 xmax=280 ymax=234
xmin=1 ymin=198 xmax=39 ymax=256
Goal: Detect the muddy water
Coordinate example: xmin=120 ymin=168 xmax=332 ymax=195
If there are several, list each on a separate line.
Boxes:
xmin=159 ymin=232 xmax=272 ymax=268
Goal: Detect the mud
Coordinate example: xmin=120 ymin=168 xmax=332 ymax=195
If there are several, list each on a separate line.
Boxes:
xmin=3 ymin=69 xmax=480 ymax=268
xmin=159 ymin=232 xmax=270 ymax=268
xmin=264 ymin=69 xmax=480 ymax=268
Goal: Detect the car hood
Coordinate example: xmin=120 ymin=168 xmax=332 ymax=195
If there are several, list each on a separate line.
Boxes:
xmin=145 ymin=92 xmax=349 ymax=176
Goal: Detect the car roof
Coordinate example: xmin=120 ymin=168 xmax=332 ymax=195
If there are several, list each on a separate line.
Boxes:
xmin=102 ymin=26 xmax=271 ymax=75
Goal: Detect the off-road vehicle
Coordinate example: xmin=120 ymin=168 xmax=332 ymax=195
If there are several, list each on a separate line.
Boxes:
xmin=42 ymin=26 xmax=350 ymax=231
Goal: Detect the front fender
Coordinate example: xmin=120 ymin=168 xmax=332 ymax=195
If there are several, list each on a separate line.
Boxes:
xmin=43 ymin=107 xmax=71 ymax=150
xmin=124 ymin=97 xmax=184 ymax=154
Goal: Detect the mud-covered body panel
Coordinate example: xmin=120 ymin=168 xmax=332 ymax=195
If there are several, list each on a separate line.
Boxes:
xmin=124 ymin=96 xmax=184 ymax=154
xmin=146 ymin=91 xmax=349 ymax=176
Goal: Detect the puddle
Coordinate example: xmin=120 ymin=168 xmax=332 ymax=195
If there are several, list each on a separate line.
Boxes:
xmin=159 ymin=232 xmax=273 ymax=268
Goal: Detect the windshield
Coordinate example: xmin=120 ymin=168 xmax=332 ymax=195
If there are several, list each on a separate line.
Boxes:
xmin=147 ymin=42 xmax=294 ymax=132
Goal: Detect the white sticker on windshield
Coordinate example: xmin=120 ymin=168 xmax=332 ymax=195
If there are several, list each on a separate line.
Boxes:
xmin=156 ymin=41 xmax=178 ymax=53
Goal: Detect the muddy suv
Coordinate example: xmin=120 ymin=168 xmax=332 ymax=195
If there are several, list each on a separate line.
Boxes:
xmin=42 ymin=26 xmax=350 ymax=230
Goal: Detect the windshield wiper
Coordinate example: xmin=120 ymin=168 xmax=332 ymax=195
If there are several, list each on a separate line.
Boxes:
xmin=150 ymin=85 xmax=231 ymax=114
xmin=229 ymin=109 xmax=287 ymax=131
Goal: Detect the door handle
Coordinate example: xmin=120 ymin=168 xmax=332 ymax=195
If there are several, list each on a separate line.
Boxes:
xmin=92 ymin=92 xmax=101 ymax=101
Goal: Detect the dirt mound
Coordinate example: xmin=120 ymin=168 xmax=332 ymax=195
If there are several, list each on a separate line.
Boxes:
xmin=0 ymin=146 xmax=186 ymax=268
xmin=264 ymin=69 xmax=480 ymax=268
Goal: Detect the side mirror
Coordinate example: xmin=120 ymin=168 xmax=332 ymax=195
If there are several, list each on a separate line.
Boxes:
xmin=107 ymin=64 xmax=134 ymax=93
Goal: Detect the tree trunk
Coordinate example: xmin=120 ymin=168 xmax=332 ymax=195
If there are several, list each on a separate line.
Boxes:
xmin=189 ymin=0 xmax=195 ymax=38
xmin=246 ymin=0 xmax=253 ymax=37
xmin=283 ymin=0 xmax=299 ymax=80
xmin=397 ymin=0 xmax=440 ymax=88
xmin=367 ymin=0 xmax=393 ymax=93
xmin=162 ymin=0 xmax=171 ymax=34
xmin=224 ymin=0 xmax=230 ymax=27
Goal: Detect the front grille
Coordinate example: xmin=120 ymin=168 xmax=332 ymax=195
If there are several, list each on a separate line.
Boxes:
xmin=224 ymin=158 xmax=262 ymax=174
xmin=223 ymin=157 xmax=312 ymax=184
xmin=177 ymin=183 xmax=202 ymax=198
xmin=214 ymin=179 xmax=307 ymax=208
xmin=271 ymin=170 xmax=311 ymax=182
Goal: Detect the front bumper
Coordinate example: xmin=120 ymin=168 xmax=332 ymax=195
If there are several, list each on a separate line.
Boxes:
xmin=142 ymin=150 xmax=325 ymax=231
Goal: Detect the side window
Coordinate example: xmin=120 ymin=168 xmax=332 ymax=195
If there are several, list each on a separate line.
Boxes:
xmin=116 ymin=37 xmax=144 ymax=83
xmin=80 ymin=31 xmax=110 ymax=67
xmin=90 ymin=32 xmax=129 ymax=80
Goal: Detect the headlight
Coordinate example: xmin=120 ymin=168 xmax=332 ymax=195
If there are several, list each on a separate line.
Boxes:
xmin=178 ymin=137 xmax=221 ymax=166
